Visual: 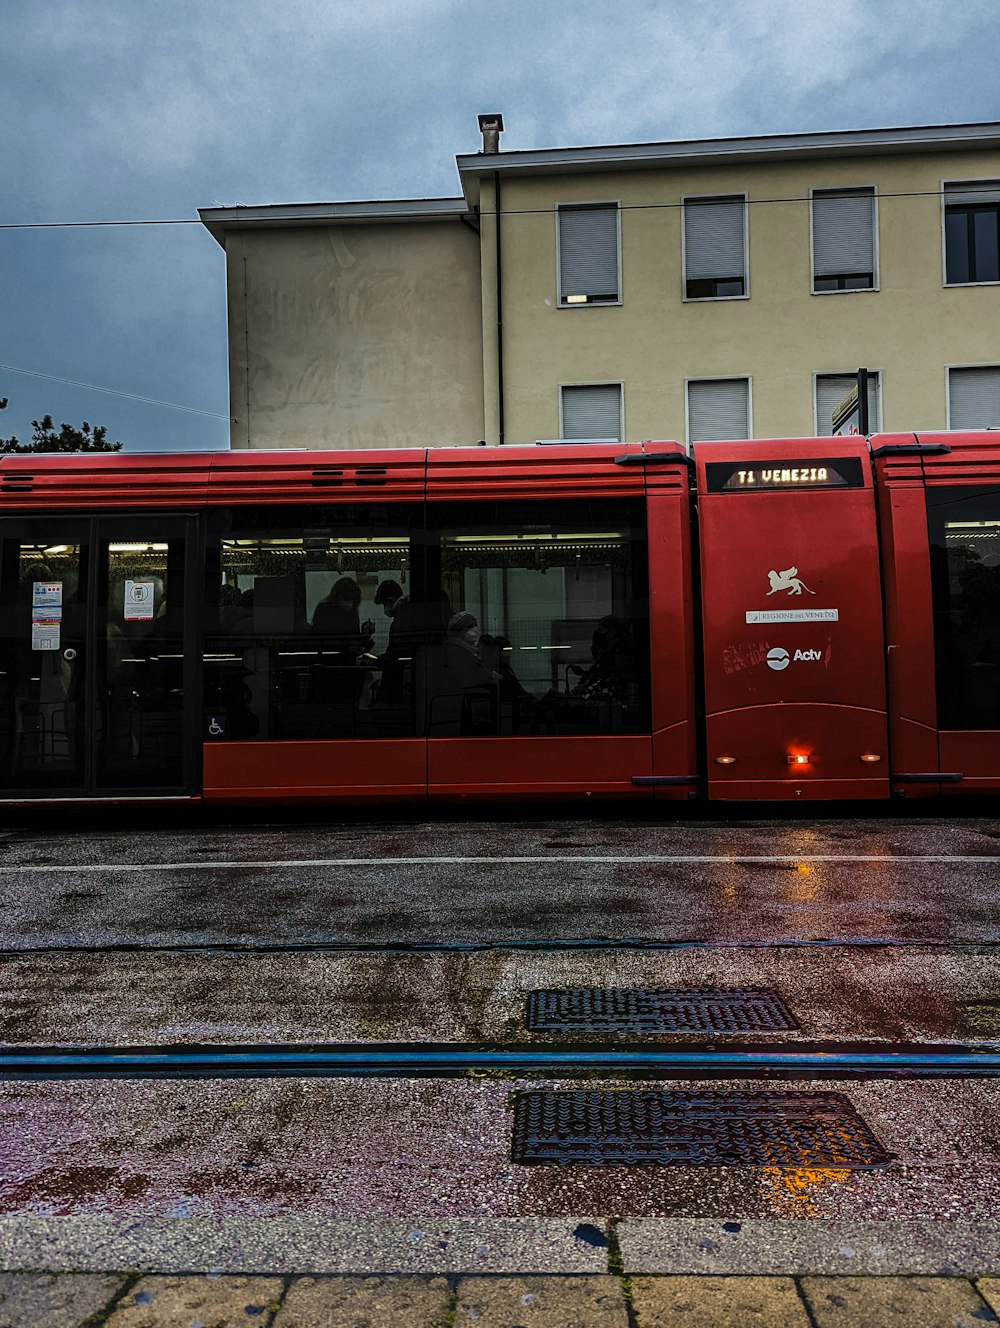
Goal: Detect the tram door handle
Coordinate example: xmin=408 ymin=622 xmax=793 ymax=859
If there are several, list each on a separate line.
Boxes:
xmin=63 ymin=648 xmax=77 ymax=662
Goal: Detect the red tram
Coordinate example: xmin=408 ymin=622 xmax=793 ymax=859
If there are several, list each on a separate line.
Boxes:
xmin=1 ymin=431 xmax=997 ymax=805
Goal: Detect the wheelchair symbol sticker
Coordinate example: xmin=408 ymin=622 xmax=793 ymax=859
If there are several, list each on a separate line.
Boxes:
xmin=207 ymin=715 xmax=226 ymax=738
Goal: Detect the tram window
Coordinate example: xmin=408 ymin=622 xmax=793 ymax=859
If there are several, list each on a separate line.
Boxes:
xmin=0 ymin=534 xmax=85 ymax=788
xmin=928 ymin=486 xmax=1000 ymax=729
xmin=100 ymin=537 xmax=186 ymax=787
xmin=425 ymin=499 xmax=650 ymax=737
xmin=204 ymin=505 xmax=421 ymax=741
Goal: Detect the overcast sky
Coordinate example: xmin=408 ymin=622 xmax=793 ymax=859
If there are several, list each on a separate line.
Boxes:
xmin=3 ymin=0 xmax=999 ymax=451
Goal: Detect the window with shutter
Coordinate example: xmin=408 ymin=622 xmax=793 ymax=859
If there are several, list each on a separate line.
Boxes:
xmin=944 ymin=181 xmax=1000 ymax=285
xmin=811 ymin=188 xmax=876 ymax=292
xmin=686 ymin=378 xmax=750 ymax=443
xmin=948 ymin=367 xmax=1000 ymax=428
xmin=815 ymin=372 xmax=881 ymax=435
xmin=683 ymin=195 xmax=747 ymax=299
xmin=557 ymin=204 xmax=620 ymax=305
xmin=560 ymin=384 xmax=623 ymax=441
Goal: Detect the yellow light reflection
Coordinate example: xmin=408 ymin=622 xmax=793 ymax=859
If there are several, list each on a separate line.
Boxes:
xmin=760 ymin=1166 xmax=852 ymax=1217
xmin=786 ymin=861 xmax=820 ymax=903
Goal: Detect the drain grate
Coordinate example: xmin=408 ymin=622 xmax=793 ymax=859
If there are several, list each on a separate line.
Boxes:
xmin=511 ymin=1090 xmax=889 ymax=1167
xmin=526 ymin=988 xmax=798 ymax=1034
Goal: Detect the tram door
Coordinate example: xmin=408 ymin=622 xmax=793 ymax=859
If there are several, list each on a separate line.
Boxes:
xmin=0 ymin=516 xmax=196 ymax=798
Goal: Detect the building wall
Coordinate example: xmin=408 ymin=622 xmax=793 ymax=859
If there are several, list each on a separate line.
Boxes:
xmin=484 ymin=147 xmax=1000 ymax=445
xmin=226 ymin=221 xmax=485 ymax=450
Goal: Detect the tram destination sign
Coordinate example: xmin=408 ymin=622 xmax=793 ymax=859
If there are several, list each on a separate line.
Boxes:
xmin=705 ymin=457 xmax=864 ymax=493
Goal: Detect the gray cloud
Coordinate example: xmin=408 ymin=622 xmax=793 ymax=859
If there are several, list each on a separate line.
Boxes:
xmin=2 ymin=0 xmax=999 ymax=449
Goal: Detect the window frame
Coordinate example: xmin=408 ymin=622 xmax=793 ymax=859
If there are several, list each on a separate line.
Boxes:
xmin=681 ymin=192 xmax=750 ymax=303
xmin=555 ymin=200 xmax=623 ymax=309
xmin=812 ymin=369 xmax=883 ymax=436
xmin=926 ymin=483 xmax=1000 ymax=731
xmin=809 ymin=184 xmax=879 ymax=295
xmin=946 ymin=363 xmax=1000 ymax=429
xmin=941 ymin=178 xmax=1000 ymax=288
xmin=684 ymin=374 xmax=753 ymax=447
xmin=427 ymin=495 xmax=653 ymax=738
xmin=558 ymin=380 xmax=625 ymax=442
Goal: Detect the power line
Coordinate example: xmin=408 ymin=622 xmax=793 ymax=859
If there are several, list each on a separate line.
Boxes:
xmin=0 ymin=219 xmax=204 ymax=230
xmin=0 ymin=187 xmax=985 ymax=229
xmin=0 ymin=363 xmax=233 ymax=421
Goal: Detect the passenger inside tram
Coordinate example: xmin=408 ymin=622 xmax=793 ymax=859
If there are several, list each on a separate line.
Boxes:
xmin=202 ymin=500 xmax=649 ymax=742
xmin=373 ymin=578 xmax=417 ymax=704
xmin=309 ymin=576 xmax=373 ymax=704
xmin=420 ymin=611 xmax=498 ymax=735
xmin=479 ymin=634 xmax=531 ymax=704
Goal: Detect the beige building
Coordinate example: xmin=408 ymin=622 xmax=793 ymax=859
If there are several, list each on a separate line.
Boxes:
xmin=199 ymin=118 xmax=1000 ymax=450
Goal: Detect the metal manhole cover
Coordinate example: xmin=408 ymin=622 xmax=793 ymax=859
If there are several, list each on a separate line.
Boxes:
xmin=526 ymin=988 xmax=798 ymax=1034
xmin=511 ymin=1090 xmax=890 ymax=1167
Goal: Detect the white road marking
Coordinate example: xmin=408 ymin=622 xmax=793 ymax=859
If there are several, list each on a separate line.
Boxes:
xmin=0 ymin=854 xmax=996 ymax=872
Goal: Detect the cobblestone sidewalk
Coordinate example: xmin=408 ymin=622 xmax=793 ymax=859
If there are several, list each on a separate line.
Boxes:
xmin=2 ymin=1271 xmax=1000 ymax=1327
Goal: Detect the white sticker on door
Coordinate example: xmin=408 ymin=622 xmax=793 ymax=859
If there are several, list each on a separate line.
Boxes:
xmin=124 ymin=580 xmax=155 ymax=621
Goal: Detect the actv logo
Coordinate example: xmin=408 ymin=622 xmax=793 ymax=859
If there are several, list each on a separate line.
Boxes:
xmin=766 ymin=647 xmax=824 ymax=671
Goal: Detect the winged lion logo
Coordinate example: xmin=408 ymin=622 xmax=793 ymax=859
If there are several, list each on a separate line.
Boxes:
xmin=766 ymin=567 xmax=815 ymax=597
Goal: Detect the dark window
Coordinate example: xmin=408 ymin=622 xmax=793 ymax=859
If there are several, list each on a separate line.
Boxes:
xmin=945 ymin=192 xmax=1000 ymax=285
xmin=812 ymin=273 xmax=874 ymax=292
xmin=0 ymin=525 xmax=87 ymax=789
xmin=928 ymin=486 xmax=1000 ymax=729
xmin=203 ymin=505 xmax=423 ymax=741
xmin=100 ymin=533 xmax=187 ymax=788
xmin=205 ymin=499 xmax=651 ymax=742
xmin=686 ymin=277 xmax=746 ymax=298
xmin=425 ymin=499 xmax=650 ymax=737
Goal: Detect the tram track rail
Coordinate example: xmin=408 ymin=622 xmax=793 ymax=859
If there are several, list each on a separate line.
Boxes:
xmin=2 ymin=936 xmax=997 ymax=958
xmin=3 ymin=1040 xmax=1000 ymax=1081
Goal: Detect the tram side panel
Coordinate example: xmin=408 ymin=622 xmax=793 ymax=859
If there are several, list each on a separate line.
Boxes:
xmin=875 ymin=431 xmax=1000 ymax=796
xmin=200 ymin=449 xmax=429 ymax=804
xmin=695 ymin=439 xmax=890 ymax=800
xmin=870 ymin=442 xmax=941 ymax=796
xmin=423 ymin=444 xmax=695 ymax=801
xmin=646 ymin=461 xmax=699 ymax=799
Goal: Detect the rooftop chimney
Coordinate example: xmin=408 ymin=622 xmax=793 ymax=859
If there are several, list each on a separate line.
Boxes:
xmin=478 ymin=113 xmax=504 ymax=154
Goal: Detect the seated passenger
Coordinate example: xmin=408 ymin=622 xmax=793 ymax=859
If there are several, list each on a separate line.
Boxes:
xmin=418 ymin=612 xmax=499 ymax=735
xmin=568 ymin=616 xmax=637 ymax=705
xmin=480 ymin=634 xmax=530 ymax=701
xmin=443 ymin=612 xmax=498 ymax=690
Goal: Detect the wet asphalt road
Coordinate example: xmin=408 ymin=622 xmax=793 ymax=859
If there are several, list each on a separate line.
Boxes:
xmin=2 ymin=811 xmax=1000 ymax=1274
xmin=4 ymin=817 xmax=1000 ymax=950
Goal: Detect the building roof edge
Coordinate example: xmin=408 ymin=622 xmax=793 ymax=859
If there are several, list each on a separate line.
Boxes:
xmin=198 ymin=196 xmax=472 ymax=246
xmin=455 ymin=120 xmax=1000 ymax=193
